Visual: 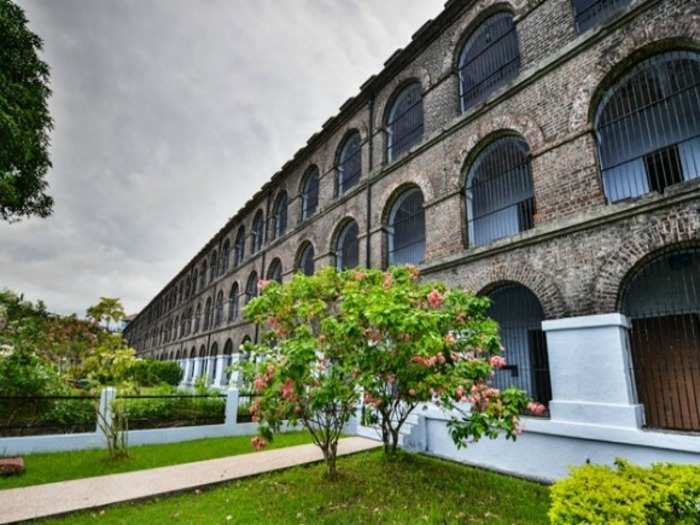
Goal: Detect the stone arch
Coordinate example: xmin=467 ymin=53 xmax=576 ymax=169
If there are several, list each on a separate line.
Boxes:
xmin=377 ymin=176 xmax=435 ymax=225
xmin=329 ymin=216 xmax=362 ymax=254
xmin=463 ymin=264 xmax=567 ymax=319
xmin=374 ymin=68 xmax=432 ymax=131
xmin=568 ymin=10 xmax=700 ymax=133
xmin=592 ymin=216 xmax=700 ymax=313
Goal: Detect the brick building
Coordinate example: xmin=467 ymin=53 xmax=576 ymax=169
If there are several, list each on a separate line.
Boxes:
xmin=124 ymin=0 xmax=700 ymax=478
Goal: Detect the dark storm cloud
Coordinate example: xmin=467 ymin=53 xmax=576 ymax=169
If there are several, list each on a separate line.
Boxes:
xmin=1 ymin=0 xmax=444 ymax=315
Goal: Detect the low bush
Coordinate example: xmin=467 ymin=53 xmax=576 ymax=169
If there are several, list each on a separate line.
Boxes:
xmin=549 ymin=459 xmax=700 ymax=524
xmin=127 ymin=359 xmax=182 ymax=387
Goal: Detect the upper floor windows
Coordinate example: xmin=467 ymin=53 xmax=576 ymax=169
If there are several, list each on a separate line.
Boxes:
xmin=199 ymin=261 xmax=207 ymax=291
xmin=301 ymin=166 xmax=320 ymax=220
xmin=297 ymin=242 xmax=315 ymax=276
xmin=222 ymin=240 xmax=230 ymax=274
xmin=458 ymin=12 xmax=520 ymax=113
xmin=245 ymin=271 xmax=258 ymax=304
xmin=251 ymin=211 xmax=265 ymax=254
xmin=271 ymin=192 xmax=288 ymax=240
xmin=267 ymin=258 xmax=283 ymax=284
xmin=336 ymin=132 xmax=362 ymax=195
xmin=209 ymin=251 xmax=218 ymax=283
xmin=595 ymin=51 xmax=700 ymax=204
xmin=214 ymin=291 xmax=224 ymax=327
xmin=387 ymin=187 xmax=426 ymax=266
xmin=465 ymin=136 xmax=535 ymax=247
xmin=335 ymin=220 xmax=360 ymax=271
xmin=234 ymin=226 xmax=245 ymax=266
xmin=386 ymin=82 xmax=424 ymax=162
xmin=228 ymin=282 xmax=239 ymax=322
xmin=572 ymin=0 xmax=631 ymax=33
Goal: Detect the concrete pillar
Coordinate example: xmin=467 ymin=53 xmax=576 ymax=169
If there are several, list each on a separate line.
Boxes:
xmin=225 ymin=388 xmax=239 ymax=427
xmin=214 ymin=356 xmax=226 ymax=387
xmin=192 ymin=357 xmax=202 ymax=382
xmin=182 ymin=359 xmax=193 ymax=385
xmin=96 ymin=387 xmax=117 ymax=441
xmin=228 ymin=354 xmax=243 ymax=387
xmin=542 ymin=313 xmax=644 ymax=428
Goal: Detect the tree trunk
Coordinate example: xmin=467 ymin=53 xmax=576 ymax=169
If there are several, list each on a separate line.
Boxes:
xmin=390 ymin=427 xmax=400 ymax=455
xmin=322 ymin=443 xmax=338 ymax=481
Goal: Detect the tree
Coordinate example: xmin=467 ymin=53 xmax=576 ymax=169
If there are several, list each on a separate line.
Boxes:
xmin=87 ymin=297 xmax=126 ymax=331
xmin=347 ymin=266 xmax=545 ymax=454
xmin=0 ymin=0 xmax=53 ymax=222
xmin=242 ymin=270 xmax=362 ymax=480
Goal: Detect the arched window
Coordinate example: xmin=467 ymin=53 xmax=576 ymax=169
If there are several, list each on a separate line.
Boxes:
xmin=572 ymin=0 xmax=631 ymax=33
xmin=271 ymin=192 xmax=288 ymax=240
xmin=223 ymin=339 xmax=234 ymax=386
xmin=386 ymin=82 xmax=423 ymax=162
xmin=297 ymin=242 xmax=315 ymax=276
xmin=465 ymin=136 xmax=535 ymax=247
xmin=199 ymin=261 xmax=207 ymax=290
xmin=245 ymin=271 xmax=258 ymax=304
xmin=174 ymin=315 xmax=179 ymax=340
xmin=234 ymin=226 xmax=245 ymax=266
xmin=194 ymin=303 xmax=202 ymax=333
xmin=228 ymin=283 xmax=240 ymax=321
xmin=487 ymin=283 xmax=551 ymax=407
xmin=214 ymin=291 xmax=224 ymax=327
xmin=595 ymin=51 xmax=700 ymax=203
xmin=198 ymin=344 xmax=208 ymax=379
xmin=301 ymin=166 xmax=320 ymax=220
xmin=387 ymin=188 xmax=426 ymax=266
xmin=621 ymin=246 xmax=700 ymax=432
xmin=336 ymin=132 xmax=362 ymax=195
xmin=192 ymin=270 xmax=198 ymax=294
xmin=209 ymin=251 xmax=218 ymax=282
xmin=186 ymin=275 xmax=192 ymax=298
xmin=267 ymin=258 xmax=283 ymax=283
xmin=251 ymin=211 xmax=264 ymax=254
xmin=335 ymin=220 xmax=360 ymax=271
xmin=458 ymin=12 xmax=520 ymax=112
xmin=203 ymin=297 xmax=212 ymax=330
xmin=222 ymin=240 xmax=230 ymax=274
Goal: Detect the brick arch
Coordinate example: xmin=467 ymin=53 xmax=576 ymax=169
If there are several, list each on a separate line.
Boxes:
xmin=329 ymin=216 xmax=361 ymax=254
xmin=376 ymin=176 xmax=436 ymax=225
xmin=374 ymin=67 xmax=432 ymax=131
xmin=462 ymin=264 xmax=567 ymax=319
xmin=568 ymin=7 xmax=700 ymax=133
xmin=440 ymin=0 xmax=524 ymax=76
xmin=294 ymin=238 xmax=317 ymax=266
xmin=591 ymin=218 xmax=700 ymax=313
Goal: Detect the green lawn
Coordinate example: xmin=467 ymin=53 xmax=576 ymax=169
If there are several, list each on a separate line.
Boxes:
xmin=40 ymin=450 xmax=550 ymax=525
xmin=0 ymin=431 xmax=313 ymax=490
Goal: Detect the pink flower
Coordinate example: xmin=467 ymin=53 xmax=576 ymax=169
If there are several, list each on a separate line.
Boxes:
xmin=251 ymin=436 xmax=268 ymax=451
xmin=254 ymin=375 xmax=267 ymax=392
xmin=352 ymin=270 xmax=366 ymax=281
xmin=281 ymin=378 xmax=296 ymax=401
xmin=444 ymin=334 xmax=456 ymax=346
xmin=427 ymin=289 xmax=444 ymax=309
xmin=383 ymin=272 xmax=393 ymax=289
xmin=527 ymin=402 xmax=547 ymax=416
xmin=257 ymin=279 xmax=272 ymax=290
xmin=456 ymin=385 xmax=465 ymax=399
xmin=490 ymin=355 xmax=507 ymax=369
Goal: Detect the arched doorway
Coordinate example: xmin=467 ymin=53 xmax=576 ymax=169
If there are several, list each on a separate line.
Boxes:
xmin=621 ymin=246 xmax=700 ymax=431
xmin=487 ymin=283 xmax=552 ymax=407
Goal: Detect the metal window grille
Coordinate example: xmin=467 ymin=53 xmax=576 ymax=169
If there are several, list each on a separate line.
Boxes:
xmin=337 ymin=133 xmax=362 ymax=195
xmin=194 ymin=305 xmax=201 ymax=333
xmin=622 ymin=246 xmax=700 ymax=432
xmin=466 ymin=137 xmax=535 ymax=247
xmin=272 ymin=193 xmax=288 ymax=239
xmin=203 ymin=298 xmax=212 ymax=330
xmin=388 ymin=188 xmax=426 ymax=266
xmin=298 ymin=243 xmax=315 ymax=276
xmin=459 ymin=12 xmax=520 ymax=113
xmin=386 ymin=83 xmax=424 ymax=162
xmin=234 ymin=227 xmax=245 ymax=266
xmin=246 ymin=272 xmax=258 ymax=304
xmin=209 ymin=252 xmax=217 ymax=282
xmin=595 ymin=51 xmax=700 ymax=203
xmin=301 ymin=168 xmax=320 ymax=219
xmin=251 ymin=212 xmax=264 ymax=253
xmin=487 ymin=284 xmax=552 ymax=408
xmin=228 ymin=284 xmax=239 ymax=321
xmin=215 ymin=292 xmax=224 ymax=327
xmin=267 ymin=259 xmax=283 ymax=283
xmin=572 ymin=0 xmax=631 ymax=33
xmin=336 ymin=221 xmax=360 ymax=270
xmin=223 ymin=340 xmax=234 ymax=384
xmin=222 ymin=242 xmax=230 ymax=273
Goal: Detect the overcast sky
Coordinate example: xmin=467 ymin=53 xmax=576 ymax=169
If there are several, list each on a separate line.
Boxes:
xmin=1 ymin=0 xmax=444 ymax=316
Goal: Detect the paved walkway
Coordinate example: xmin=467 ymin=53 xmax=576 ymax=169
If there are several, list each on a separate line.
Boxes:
xmin=0 ymin=436 xmax=380 ymax=524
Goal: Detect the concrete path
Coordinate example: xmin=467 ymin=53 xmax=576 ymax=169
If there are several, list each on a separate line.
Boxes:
xmin=0 ymin=436 xmax=380 ymax=524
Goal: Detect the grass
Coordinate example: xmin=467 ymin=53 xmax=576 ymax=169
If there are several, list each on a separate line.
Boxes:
xmin=0 ymin=431 xmax=313 ymax=490
xmin=40 ymin=450 xmax=550 ymax=525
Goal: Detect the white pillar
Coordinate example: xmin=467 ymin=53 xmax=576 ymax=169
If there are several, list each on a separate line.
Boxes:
xmin=214 ymin=356 xmax=226 ymax=387
xmin=542 ymin=313 xmax=644 ymax=428
xmin=192 ymin=357 xmax=202 ymax=382
xmin=228 ymin=354 xmax=243 ymax=387
xmin=96 ymin=387 xmax=117 ymax=442
xmin=225 ymin=388 xmax=239 ymax=427
xmin=182 ymin=359 xmax=192 ymax=385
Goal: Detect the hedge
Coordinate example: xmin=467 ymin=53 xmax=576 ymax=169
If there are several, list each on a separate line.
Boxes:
xmin=549 ymin=459 xmax=700 ymax=524
xmin=127 ymin=359 xmax=182 ymax=387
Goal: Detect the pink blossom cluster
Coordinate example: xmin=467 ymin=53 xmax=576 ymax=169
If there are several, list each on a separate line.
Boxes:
xmin=257 ymin=279 xmax=272 ymax=291
xmin=450 ymin=351 xmax=476 ymax=362
xmin=254 ymin=364 xmax=277 ymax=392
xmin=251 ymin=436 xmax=268 ymax=450
xmin=444 ymin=333 xmax=456 ymax=346
xmin=383 ymin=272 xmax=393 ymax=289
xmin=281 ymin=378 xmax=296 ymax=402
xmin=527 ymin=402 xmax=547 ymax=416
xmin=427 ymin=289 xmax=444 ymax=309
xmin=467 ymin=381 xmax=501 ymax=409
xmin=268 ymin=317 xmax=288 ymax=338
xmin=489 ymin=355 xmax=507 ymax=369
xmin=363 ymin=392 xmax=383 ymax=407
xmin=412 ymin=352 xmax=446 ymax=368
xmin=352 ymin=270 xmax=366 ymax=281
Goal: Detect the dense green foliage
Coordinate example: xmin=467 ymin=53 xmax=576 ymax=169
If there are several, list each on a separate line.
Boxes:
xmin=126 ymin=359 xmax=182 ymax=387
xmin=549 ymin=459 xmax=700 ymax=524
xmin=39 ymin=450 xmax=550 ymax=525
xmin=0 ymin=431 xmax=314 ymax=489
xmin=0 ymin=0 xmax=54 ymax=222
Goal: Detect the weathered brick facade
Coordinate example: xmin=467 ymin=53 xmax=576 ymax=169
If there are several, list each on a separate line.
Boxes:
xmin=124 ymin=0 xmax=700 ymax=363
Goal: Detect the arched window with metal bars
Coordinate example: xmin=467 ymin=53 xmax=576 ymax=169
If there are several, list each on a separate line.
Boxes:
xmin=234 ymin=226 xmax=245 ymax=267
xmin=203 ymin=297 xmax=212 ymax=330
xmin=271 ymin=192 xmax=288 ymax=240
xmin=458 ymin=12 xmax=519 ymax=113
xmin=297 ymin=242 xmax=315 ymax=276
xmin=214 ymin=291 xmax=224 ymax=327
xmin=301 ymin=166 xmax=320 ymax=220
xmin=193 ymin=303 xmax=202 ymax=334
xmin=336 ymin=132 xmax=362 ymax=195
xmin=572 ymin=0 xmax=631 ymax=33
xmin=222 ymin=239 xmax=230 ymax=274
xmin=209 ymin=251 xmax=218 ymax=282
xmin=267 ymin=258 xmax=283 ymax=283
xmin=621 ymin=246 xmax=700 ymax=432
xmin=465 ymin=136 xmax=535 ymax=247
xmin=223 ymin=339 xmax=234 ymax=386
xmin=251 ymin=211 xmax=265 ymax=253
xmin=386 ymin=82 xmax=424 ymax=162
xmin=335 ymin=220 xmax=360 ymax=271
xmin=387 ymin=187 xmax=426 ymax=266
xmin=245 ymin=271 xmax=258 ymax=304
xmin=595 ymin=51 xmax=700 ymax=203
xmin=487 ymin=283 xmax=551 ymax=408
xmin=208 ymin=342 xmax=218 ymax=385
xmin=228 ymin=282 xmax=239 ymax=321
xmin=199 ymin=261 xmax=207 ymax=290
